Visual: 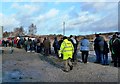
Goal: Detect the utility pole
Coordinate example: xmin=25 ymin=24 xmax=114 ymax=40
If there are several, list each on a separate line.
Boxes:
xmin=63 ymin=22 xmax=65 ymax=36
xmin=118 ymin=1 xmax=120 ymax=32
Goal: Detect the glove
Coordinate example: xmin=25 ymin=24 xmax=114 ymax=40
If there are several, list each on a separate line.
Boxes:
xmin=58 ymin=51 xmax=61 ymax=57
xmin=59 ymin=54 xmax=61 ymax=57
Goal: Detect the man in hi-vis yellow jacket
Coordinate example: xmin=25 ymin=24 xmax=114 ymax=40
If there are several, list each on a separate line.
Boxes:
xmin=59 ymin=36 xmax=74 ymax=72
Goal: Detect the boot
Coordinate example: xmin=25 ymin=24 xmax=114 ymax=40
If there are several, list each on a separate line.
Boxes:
xmin=70 ymin=65 xmax=73 ymax=70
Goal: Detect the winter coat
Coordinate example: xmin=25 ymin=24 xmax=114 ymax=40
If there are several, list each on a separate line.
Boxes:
xmin=80 ymin=38 xmax=90 ymax=51
xmin=98 ymin=37 xmax=104 ymax=52
xmin=43 ymin=39 xmax=50 ymax=49
xmin=110 ymin=38 xmax=120 ymax=54
xmin=53 ymin=39 xmax=59 ymax=49
xmin=59 ymin=39 xmax=74 ymax=60
xmin=94 ymin=36 xmax=105 ymax=52
xmin=103 ymin=41 xmax=109 ymax=54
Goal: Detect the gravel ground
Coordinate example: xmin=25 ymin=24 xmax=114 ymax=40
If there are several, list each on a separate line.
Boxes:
xmin=2 ymin=47 xmax=119 ymax=82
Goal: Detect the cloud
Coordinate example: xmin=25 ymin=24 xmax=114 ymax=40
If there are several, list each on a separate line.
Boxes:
xmin=0 ymin=13 xmax=20 ymax=31
xmin=70 ymin=14 xmax=95 ymax=25
xmin=77 ymin=11 xmax=118 ymax=34
xmin=1 ymin=2 xmax=118 ymax=36
xmin=63 ymin=2 xmax=118 ymax=34
xmin=11 ymin=3 xmax=40 ymax=15
xmin=68 ymin=9 xmax=79 ymax=19
xmin=59 ymin=11 xmax=99 ymax=31
xmin=37 ymin=8 xmax=59 ymax=22
xmin=8 ymin=3 xmax=42 ymax=29
xmin=81 ymin=2 xmax=118 ymax=14
xmin=46 ymin=8 xmax=59 ymax=18
xmin=1 ymin=0 xmax=119 ymax=2
xmin=53 ymin=2 xmax=118 ymax=36
xmin=24 ymin=8 xmax=60 ymax=34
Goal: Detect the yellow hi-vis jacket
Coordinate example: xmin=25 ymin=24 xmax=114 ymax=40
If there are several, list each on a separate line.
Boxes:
xmin=59 ymin=39 xmax=74 ymax=60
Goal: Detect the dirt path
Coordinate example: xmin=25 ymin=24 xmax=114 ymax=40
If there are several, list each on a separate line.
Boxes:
xmin=2 ymin=47 xmax=118 ymax=82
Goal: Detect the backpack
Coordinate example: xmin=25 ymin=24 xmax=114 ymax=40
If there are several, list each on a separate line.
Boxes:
xmin=104 ymin=41 xmax=109 ymax=54
xmin=99 ymin=40 xmax=104 ymax=52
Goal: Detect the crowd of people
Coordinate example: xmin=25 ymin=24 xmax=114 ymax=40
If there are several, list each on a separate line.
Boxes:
xmin=94 ymin=32 xmax=120 ymax=67
xmin=1 ymin=32 xmax=120 ymax=72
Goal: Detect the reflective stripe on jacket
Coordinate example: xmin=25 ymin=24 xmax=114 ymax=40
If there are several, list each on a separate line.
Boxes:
xmin=59 ymin=39 xmax=74 ymax=60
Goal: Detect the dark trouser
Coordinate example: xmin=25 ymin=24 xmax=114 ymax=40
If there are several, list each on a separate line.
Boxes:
xmin=25 ymin=45 xmax=27 ymax=51
xmin=114 ymin=53 xmax=120 ymax=67
xmin=27 ymin=45 xmax=30 ymax=51
xmin=101 ymin=53 xmax=108 ymax=65
xmin=44 ymin=48 xmax=49 ymax=56
xmin=37 ymin=46 xmax=41 ymax=53
xmin=81 ymin=51 xmax=89 ymax=63
xmin=49 ymin=47 xmax=51 ymax=54
xmin=111 ymin=53 xmax=115 ymax=62
xmin=72 ymin=47 xmax=77 ymax=62
xmin=54 ymin=48 xmax=58 ymax=54
xmin=54 ymin=48 xmax=59 ymax=57
xmin=95 ymin=49 xmax=101 ymax=63
xmin=31 ymin=45 xmax=35 ymax=51
xmin=5 ymin=42 xmax=7 ymax=47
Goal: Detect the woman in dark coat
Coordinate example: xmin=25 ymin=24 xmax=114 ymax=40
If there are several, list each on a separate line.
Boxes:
xmin=53 ymin=37 xmax=59 ymax=57
xmin=102 ymin=41 xmax=109 ymax=65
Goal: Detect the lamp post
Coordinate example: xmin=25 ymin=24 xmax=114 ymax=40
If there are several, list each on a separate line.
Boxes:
xmin=63 ymin=22 xmax=65 ymax=36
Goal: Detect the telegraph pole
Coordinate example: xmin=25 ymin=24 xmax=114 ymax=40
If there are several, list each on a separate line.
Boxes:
xmin=63 ymin=22 xmax=65 ymax=36
xmin=118 ymin=1 xmax=120 ymax=32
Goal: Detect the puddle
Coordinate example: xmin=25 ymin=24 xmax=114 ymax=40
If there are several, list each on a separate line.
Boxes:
xmin=3 ymin=69 xmax=24 ymax=82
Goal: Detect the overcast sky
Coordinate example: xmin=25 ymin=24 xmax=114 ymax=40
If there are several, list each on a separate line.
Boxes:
xmin=0 ymin=0 xmax=119 ymax=36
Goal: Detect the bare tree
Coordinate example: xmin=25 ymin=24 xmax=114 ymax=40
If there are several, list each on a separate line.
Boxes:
xmin=3 ymin=31 xmax=10 ymax=37
xmin=14 ymin=26 xmax=25 ymax=36
xmin=28 ymin=23 xmax=37 ymax=35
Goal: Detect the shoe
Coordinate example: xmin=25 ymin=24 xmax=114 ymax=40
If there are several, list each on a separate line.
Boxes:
xmin=105 ymin=64 xmax=109 ymax=65
xmin=84 ymin=61 xmax=88 ymax=63
xmin=111 ymin=61 xmax=114 ymax=63
xmin=94 ymin=61 xmax=100 ymax=63
xmin=102 ymin=64 xmax=105 ymax=65
xmin=62 ymin=69 xmax=69 ymax=72
xmin=70 ymin=65 xmax=73 ymax=70
xmin=118 ymin=66 xmax=120 ymax=67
